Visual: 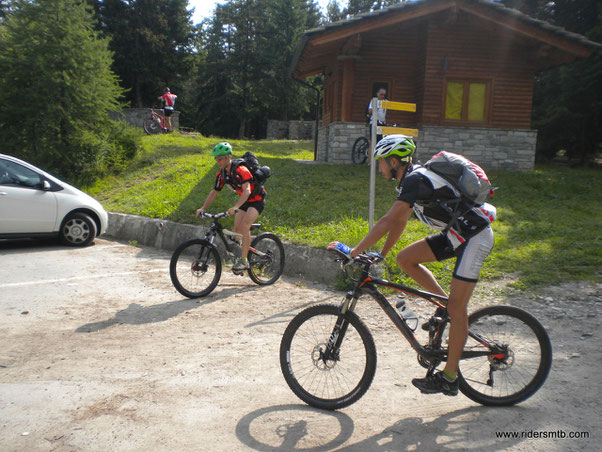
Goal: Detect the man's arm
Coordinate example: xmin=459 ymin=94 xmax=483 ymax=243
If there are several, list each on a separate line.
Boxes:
xmin=351 ymin=200 xmax=412 ymax=257
xmin=196 ymin=189 xmax=219 ymax=217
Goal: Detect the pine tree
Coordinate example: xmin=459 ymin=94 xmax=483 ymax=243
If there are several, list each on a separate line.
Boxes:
xmin=0 ymin=0 xmax=124 ymax=181
xmin=92 ymin=0 xmax=195 ymax=107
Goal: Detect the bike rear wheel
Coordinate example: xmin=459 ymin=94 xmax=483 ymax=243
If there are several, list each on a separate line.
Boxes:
xmin=352 ymin=137 xmax=369 ymax=164
xmin=458 ymin=305 xmax=552 ymax=406
xmin=143 ymin=116 xmax=163 ymax=135
xmin=247 ymin=232 xmax=285 ymax=285
xmin=170 ymin=239 xmax=222 ymax=298
xmin=280 ymin=304 xmax=377 ymax=410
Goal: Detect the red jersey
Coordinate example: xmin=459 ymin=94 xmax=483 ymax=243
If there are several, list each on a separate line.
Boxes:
xmin=161 ymin=93 xmax=176 ymax=108
xmin=214 ymin=164 xmax=264 ymax=202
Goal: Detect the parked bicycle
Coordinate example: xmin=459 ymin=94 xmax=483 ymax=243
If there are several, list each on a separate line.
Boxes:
xmin=143 ymin=108 xmax=168 ymax=135
xmin=170 ymin=211 xmax=285 ymax=298
xmin=352 ymin=124 xmax=403 ymax=164
xmin=280 ymin=249 xmax=552 ymax=410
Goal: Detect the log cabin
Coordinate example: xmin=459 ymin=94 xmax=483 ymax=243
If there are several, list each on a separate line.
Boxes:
xmin=290 ymin=0 xmax=601 ymax=168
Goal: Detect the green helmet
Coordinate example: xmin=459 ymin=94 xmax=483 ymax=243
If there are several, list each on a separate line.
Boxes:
xmin=373 ymin=135 xmax=416 ymax=162
xmin=211 ymin=142 xmax=233 ymax=157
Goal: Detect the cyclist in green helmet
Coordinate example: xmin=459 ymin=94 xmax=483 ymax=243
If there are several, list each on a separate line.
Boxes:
xmin=197 ymin=142 xmax=267 ymax=273
xmin=329 ymin=134 xmax=495 ymax=397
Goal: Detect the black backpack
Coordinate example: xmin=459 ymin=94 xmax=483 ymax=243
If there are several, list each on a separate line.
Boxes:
xmin=228 ymin=151 xmax=271 ymax=195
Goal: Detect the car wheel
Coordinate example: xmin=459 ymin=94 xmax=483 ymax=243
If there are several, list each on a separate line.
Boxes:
xmin=59 ymin=213 xmax=97 ymax=247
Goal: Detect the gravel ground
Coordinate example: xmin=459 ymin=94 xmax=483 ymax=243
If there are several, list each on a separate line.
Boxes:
xmin=0 ymin=238 xmax=600 ymax=451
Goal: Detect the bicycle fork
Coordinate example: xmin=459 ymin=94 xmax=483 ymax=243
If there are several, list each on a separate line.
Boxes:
xmin=322 ymin=292 xmax=358 ymax=362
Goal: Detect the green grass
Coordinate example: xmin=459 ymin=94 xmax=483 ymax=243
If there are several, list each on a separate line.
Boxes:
xmin=87 ymin=133 xmax=602 ymax=291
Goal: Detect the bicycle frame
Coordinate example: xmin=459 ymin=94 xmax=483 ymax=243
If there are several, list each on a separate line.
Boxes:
xmin=328 ymin=256 xmax=506 ymax=366
xmin=200 ymin=213 xmax=268 ymax=261
xmin=151 ymin=110 xmax=165 ymax=129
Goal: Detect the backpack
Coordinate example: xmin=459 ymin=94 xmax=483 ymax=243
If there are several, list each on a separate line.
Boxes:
xmin=229 ymin=151 xmax=271 ymax=195
xmin=424 ymin=151 xmax=493 ymax=207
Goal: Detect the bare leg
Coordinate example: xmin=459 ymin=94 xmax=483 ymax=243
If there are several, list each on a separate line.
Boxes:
xmin=234 ymin=207 xmax=259 ymax=259
xmin=443 ymin=278 xmax=476 ymax=373
xmin=397 ymin=239 xmax=447 ymax=297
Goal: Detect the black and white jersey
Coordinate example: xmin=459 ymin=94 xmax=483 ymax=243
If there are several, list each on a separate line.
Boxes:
xmin=396 ymin=166 xmax=496 ymax=249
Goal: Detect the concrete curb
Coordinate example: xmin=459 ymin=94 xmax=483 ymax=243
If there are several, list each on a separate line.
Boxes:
xmin=103 ymin=212 xmax=339 ymax=285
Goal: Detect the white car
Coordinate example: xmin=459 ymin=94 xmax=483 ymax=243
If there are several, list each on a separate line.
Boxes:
xmin=0 ymin=154 xmax=108 ymax=246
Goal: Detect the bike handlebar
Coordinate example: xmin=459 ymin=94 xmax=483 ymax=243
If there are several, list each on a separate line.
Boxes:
xmin=200 ymin=209 xmax=239 ymax=220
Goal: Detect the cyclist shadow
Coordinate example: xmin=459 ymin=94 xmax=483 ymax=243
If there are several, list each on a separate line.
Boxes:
xmin=75 ymin=284 xmax=260 ymax=333
xmin=235 ymin=404 xmax=355 ymax=451
xmin=338 ymin=405 xmax=541 ymax=451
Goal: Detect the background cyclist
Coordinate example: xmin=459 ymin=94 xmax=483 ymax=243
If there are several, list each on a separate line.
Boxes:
xmin=328 ymin=135 xmax=495 ymax=396
xmin=158 ymin=87 xmax=177 ymax=132
xmin=196 ymin=142 xmax=266 ymax=273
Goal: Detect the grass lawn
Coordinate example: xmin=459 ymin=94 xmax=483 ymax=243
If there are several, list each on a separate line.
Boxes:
xmin=87 ymin=133 xmax=601 ymax=291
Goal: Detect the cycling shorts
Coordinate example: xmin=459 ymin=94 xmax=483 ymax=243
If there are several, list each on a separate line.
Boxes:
xmin=239 ymin=199 xmax=265 ymax=215
xmin=426 ymin=226 xmax=494 ymax=283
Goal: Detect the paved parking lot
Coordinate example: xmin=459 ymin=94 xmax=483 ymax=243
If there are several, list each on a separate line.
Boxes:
xmin=0 ymin=238 xmax=599 ymax=451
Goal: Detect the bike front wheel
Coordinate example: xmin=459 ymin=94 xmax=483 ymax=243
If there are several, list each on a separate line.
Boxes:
xmin=458 ymin=305 xmax=552 ymax=406
xmin=280 ymin=304 xmax=377 ymax=410
xmin=143 ymin=116 xmax=162 ymax=135
xmin=247 ymin=232 xmax=285 ymax=285
xmin=352 ymin=137 xmax=369 ymax=164
xmin=170 ymin=239 xmax=222 ymax=298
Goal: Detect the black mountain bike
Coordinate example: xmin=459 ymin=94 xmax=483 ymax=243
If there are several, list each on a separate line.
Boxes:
xmin=170 ymin=211 xmax=285 ymax=298
xmin=352 ymin=136 xmax=370 ymax=164
xmin=280 ymin=249 xmax=552 ymax=410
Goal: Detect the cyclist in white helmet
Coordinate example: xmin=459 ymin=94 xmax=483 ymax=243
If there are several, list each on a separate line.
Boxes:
xmin=329 ymin=134 xmax=495 ymax=397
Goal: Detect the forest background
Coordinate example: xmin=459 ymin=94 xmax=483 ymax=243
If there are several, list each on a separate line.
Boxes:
xmin=0 ymin=0 xmax=600 ymax=184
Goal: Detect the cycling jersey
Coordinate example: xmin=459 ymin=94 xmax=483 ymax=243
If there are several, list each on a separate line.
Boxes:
xmin=397 ymin=165 xmax=495 ymax=249
xmin=161 ymin=93 xmax=176 ymax=109
xmin=214 ymin=164 xmax=264 ymax=203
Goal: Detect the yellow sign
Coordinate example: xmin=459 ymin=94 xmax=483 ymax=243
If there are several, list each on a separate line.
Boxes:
xmin=378 ymin=100 xmax=416 ymax=112
xmin=377 ymin=126 xmax=419 ymax=138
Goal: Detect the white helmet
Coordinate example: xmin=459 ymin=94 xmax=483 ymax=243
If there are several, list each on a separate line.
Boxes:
xmin=373 ymin=135 xmax=416 ymax=162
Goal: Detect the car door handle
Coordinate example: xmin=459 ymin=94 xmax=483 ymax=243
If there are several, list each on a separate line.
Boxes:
xmin=0 ymin=192 xmax=7 ymax=195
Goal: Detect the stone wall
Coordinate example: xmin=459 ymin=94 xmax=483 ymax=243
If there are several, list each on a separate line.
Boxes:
xmin=110 ymin=108 xmax=180 ymax=131
xmin=266 ymin=120 xmax=316 ymax=140
xmin=316 ymin=122 xmax=537 ymax=169
xmin=416 ymin=126 xmax=537 ymax=170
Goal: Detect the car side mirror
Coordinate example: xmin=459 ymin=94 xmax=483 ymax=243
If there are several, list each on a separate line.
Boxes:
xmin=42 ymin=180 xmax=51 ymax=190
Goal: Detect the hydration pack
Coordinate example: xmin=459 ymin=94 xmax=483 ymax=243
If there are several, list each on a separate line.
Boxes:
xmin=424 ymin=151 xmax=493 ymax=207
xmin=229 ymin=151 xmax=271 ymax=194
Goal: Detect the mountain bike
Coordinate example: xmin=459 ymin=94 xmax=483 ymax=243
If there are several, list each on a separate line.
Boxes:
xmin=143 ymin=108 xmax=168 ymax=135
xmin=170 ymin=211 xmax=285 ymax=298
xmin=351 ymin=123 xmax=396 ymax=164
xmin=280 ymin=249 xmax=552 ymax=410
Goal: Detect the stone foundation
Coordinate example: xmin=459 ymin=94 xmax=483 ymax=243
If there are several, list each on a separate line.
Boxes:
xmin=316 ymin=122 xmax=537 ymax=169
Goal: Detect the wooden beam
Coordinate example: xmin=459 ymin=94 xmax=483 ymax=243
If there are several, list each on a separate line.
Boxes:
xmin=310 ymin=1 xmax=452 ymax=47
xmin=341 ymin=60 xmax=354 ymax=122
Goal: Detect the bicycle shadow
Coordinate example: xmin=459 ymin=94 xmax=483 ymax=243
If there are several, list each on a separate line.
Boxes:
xmin=235 ymin=404 xmax=538 ymax=451
xmin=75 ymin=284 xmax=261 ymax=333
xmin=235 ymin=404 xmax=355 ymax=451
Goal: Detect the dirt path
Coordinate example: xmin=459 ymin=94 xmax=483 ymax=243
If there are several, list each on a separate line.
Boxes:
xmin=0 ymin=239 xmax=599 ymax=451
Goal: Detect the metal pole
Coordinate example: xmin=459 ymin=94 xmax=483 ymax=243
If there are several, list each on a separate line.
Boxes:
xmin=314 ymin=88 xmax=320 ymax=161
xmin=369 ymin=97 xmax=378 ymax=229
